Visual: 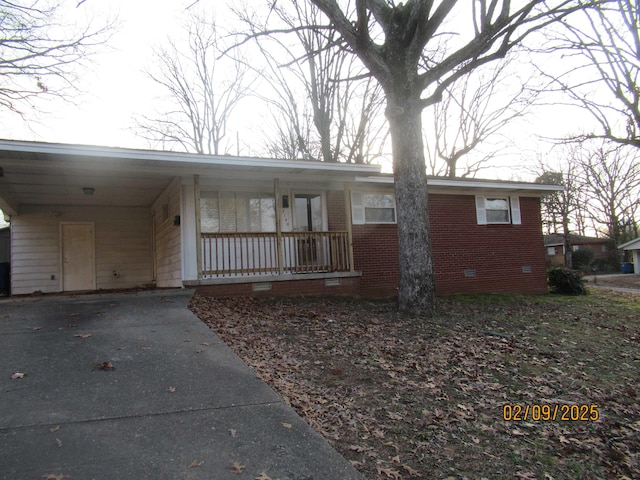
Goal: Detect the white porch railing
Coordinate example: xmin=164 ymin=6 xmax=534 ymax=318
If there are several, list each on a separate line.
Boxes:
xmin=201 ymin=231 xmax=351 ymax=277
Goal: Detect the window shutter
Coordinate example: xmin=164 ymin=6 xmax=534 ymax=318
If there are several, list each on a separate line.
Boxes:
xmin=351 ymin=191 xmax=365 ymax=224
xmin=510 ymin=196 xmax=521 ymax=225
xmin=475 ymin=196 xmax=487 ymax=225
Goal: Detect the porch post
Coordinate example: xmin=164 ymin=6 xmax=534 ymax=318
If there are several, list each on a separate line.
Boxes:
xmin=274 ymin=178 xmax=284 ymax=275
xmin=194 ymin=174 xmax=202 ymax=279
xmin=344 ymin=184 xmax=355 ymax=272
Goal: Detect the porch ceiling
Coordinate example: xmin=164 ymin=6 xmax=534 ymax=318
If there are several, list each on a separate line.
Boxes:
xmin=0 ymin=140 xmax=381 ymax=216
xmin=0 ymin=152 xmax=175 ymax=213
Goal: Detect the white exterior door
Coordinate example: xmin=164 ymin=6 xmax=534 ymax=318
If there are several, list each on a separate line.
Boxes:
xmin=61 ymin=223 xmax=96 ymax=291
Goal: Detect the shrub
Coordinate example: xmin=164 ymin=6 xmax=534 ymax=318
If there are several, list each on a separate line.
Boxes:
xmin=547 ymin=267 xmax=587 ymax=295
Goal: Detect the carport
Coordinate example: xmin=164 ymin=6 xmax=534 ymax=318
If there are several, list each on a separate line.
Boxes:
xmin=620 ymin=236 xmax=640 ymax=274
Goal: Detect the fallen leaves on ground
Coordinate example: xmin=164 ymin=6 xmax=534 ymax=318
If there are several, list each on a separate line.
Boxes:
xmin=10 ymin=372 xmax=26 ymax=379
xmin=231 ymin=461 xmax=246 ymax=474
xmin=190 ymin=291 xmax=640 ymax=480
xmin=74 ymin=333 xmax=92 ymax=339
xmin=96 ymin=361 xmax=114 ymax=371
xmin=188 ymin=460 xmax=203 ymax=468
xmin=41 ymin=474 xmax=70 ymax=480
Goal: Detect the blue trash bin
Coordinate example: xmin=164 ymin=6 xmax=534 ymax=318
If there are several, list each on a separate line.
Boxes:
xmin=621 ymin=262 xmax=634 ymax=274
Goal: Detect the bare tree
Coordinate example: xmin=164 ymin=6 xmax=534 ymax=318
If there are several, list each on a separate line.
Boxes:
xmin=290 ymin=0 xmax=603 ymax=316
xmin=575 ymin=141 xmax=640 ymax=247
xmin=425 ymin=57 xmax=537 ymax=177
xmin=138 ymin=14 xmax=253 ymax=155
xmin=544 ymin=0 xmax=640 ymax=148
xmin=534 ymin=147 xmax=583 ymax=267
xmin=0 ymin=0 xmax=111 ymax=116
xmin=236 ymin=1 xmax=387 ymax=163
xmin=343 ymin=76 xmax=388 ymax=164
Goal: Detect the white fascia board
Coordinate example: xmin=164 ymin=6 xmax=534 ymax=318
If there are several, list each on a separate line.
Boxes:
xmin=354 ymin=176 xmax=565 ymax=194
xmin=619 ymin=237 xmax=640 ymax=250
xmin=428 ymin=178 xmax=565 ymax=193
xmin=0 ymin=140 xmax=381 ymax=175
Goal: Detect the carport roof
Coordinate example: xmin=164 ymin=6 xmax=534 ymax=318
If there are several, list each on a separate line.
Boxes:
xmin=619 ymin=237 xmax=640 ymax=251
xmin=0 ymin=139 xmax=380 ymax=216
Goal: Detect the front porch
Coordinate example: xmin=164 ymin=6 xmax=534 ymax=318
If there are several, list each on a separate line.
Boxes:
xmin=187 ymin=176 xmax=360 ymax=285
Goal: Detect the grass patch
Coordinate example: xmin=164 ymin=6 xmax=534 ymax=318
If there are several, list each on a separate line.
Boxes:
xmin=191 ymin=290 xmax=640 ymax=479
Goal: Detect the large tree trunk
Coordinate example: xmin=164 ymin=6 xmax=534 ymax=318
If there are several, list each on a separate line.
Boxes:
xmin=386 ymin=89 xmax=436 ymax=316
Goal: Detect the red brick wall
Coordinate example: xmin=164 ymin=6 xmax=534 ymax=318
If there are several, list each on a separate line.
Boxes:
xmin=327 ymin=190 xmax=346 ymax=230
xmin=328 ymin=190 xmax=399 ymax=298
xmin=330 ymin=191 xmax=547 ymax=297
xmin=430 ymin=194 xmax=547 ymax=295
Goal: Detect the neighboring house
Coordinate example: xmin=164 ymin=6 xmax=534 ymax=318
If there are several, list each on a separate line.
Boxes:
xmin=0 ymin=140 xmax=562 ymax=298
xmin=544 ymin=234 xmax=611 ymax=268
xmin=619 ymin=237 xmax=640 ymax=274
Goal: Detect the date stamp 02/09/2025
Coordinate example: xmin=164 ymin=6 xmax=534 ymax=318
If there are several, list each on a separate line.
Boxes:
xmin=503 ymin=404 xmax=600 ymax=422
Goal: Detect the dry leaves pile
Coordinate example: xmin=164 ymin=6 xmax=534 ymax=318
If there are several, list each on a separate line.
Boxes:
xmin=190 ymin=290 xmax=640 ymax=479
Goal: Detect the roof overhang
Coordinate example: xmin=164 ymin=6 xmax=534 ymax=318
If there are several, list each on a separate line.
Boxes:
xmin=0 ymin=140 xmax=381 ymax=214
xmin=354 ymin=176 xmax=565 ymax=196
xmin=619 ymin=237 xmax=640 ymax=250
xmin=0 ymin=139 xmax=565 ymax=217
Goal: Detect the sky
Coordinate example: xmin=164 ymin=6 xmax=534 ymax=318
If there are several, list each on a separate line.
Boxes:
xmin=1 ymin=0 xmax=605 ymax=182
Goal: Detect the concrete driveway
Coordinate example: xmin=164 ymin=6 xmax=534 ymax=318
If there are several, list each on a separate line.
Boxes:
xmin=0 ymin=289 xmax=362 ymax=480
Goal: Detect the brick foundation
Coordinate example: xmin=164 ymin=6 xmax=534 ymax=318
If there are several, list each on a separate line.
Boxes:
xmin=195 ymin=275 xmax=361 ymax=298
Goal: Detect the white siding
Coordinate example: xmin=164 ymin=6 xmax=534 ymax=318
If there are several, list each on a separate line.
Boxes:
xmin=152 ymin=178 xmax=182 ymax=288
xmin=11 ymin=205 xmax=153 ymax=295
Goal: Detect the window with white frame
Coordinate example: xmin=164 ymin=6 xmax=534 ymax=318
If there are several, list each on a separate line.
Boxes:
xmin=200 ymin=191 xmax=276 ymax=232
xmin=351 ymin=192 xmax=396 ymax=224
xmin=475 ymin=196 xmax=521 ymax=225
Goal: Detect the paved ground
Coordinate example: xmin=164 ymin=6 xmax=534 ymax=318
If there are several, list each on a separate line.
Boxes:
xmin=586 ymin=273 xmax=640 ymax=294
xmin=0 ymin=289 xmax=363 ymax=480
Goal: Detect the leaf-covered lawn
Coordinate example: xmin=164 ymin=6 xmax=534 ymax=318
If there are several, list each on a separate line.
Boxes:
xmin=190 ymin=290 xmax=640 ymax=480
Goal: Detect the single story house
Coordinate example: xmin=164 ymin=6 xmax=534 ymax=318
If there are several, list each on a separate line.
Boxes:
xmin=619 ymin=237 xmax=640 ymax=274
xmin=544 ymin=234 xmax=611 ymax=267
xmin=0 ymin=140 xmax=562 ymax=298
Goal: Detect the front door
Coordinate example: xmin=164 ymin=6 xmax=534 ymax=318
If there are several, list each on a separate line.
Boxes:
xmin=293 ymin=194 xmax=324 ymax=267
xmin=61 ymin=223 xmax=96 ymax=291
xmin=294 ymin=194 xmax=322 ymax=232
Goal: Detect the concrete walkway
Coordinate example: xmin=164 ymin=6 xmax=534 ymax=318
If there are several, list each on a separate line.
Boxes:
xmin=589 ymin=284 xmax=640 ymax=294
xmin=0 ymin=289 xmax=363 ymax=480
xmin=586 ymin=273 xmax=640 ymax=294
